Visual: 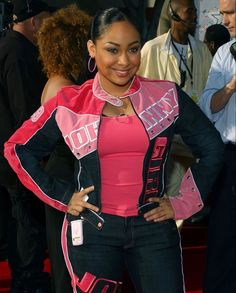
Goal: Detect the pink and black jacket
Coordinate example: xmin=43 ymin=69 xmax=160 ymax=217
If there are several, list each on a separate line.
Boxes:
xmin=4 ymin=74 xmax=224 ymax=292
xmin=4 ymin=74 xmax=223 ymax=220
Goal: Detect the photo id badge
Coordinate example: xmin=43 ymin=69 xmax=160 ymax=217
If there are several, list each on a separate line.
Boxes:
xmin=71 ymin=219 xmax=83 ymax=246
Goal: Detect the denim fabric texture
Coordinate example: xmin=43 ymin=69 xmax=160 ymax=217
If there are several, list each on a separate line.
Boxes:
xmin=67 ymin=213 xmax=185 ymax=293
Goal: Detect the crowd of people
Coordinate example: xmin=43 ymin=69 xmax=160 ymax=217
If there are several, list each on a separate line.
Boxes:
xmin=0 ymin=0 xmax=235 ymax=293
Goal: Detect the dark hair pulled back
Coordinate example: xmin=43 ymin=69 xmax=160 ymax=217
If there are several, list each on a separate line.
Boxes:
xmin=90 ymin=7 xmax=139 ymax=42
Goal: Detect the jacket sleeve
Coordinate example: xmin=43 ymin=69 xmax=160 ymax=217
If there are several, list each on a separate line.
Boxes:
xmin=4 ymin=95 xmax=75 ymax=212
xmin=169 ymin=85 xmax=224 ymax=219
xmin=6 ymin=52 xmax=46 ymax=128
xmin=0 ymin=47 xmax=46 ymax=186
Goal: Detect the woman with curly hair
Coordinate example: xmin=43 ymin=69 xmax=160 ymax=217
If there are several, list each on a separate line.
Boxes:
xmin=38 ymin=4 xmax=91 ymax=103
xmin=36 ymin=5 xmax=91 ymax=292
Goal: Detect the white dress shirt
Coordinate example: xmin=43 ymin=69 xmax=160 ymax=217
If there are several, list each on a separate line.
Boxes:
xmin=199 ymin=40 xmax=236 ymax=144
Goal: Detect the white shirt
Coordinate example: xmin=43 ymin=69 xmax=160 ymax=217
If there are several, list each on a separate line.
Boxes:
xmin=199 ymin=40 xmax=236 ymax=144
xmin=172 ymin=41 xmax=189 ymax=72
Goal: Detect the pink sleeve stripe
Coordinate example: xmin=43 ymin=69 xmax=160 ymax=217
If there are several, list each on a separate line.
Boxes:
xmin=61 ymin=216 xmax=77 ymax=293
xmin=169 ymin=168 xmax=204 ymax=220
xmin=4 ymin=98 xmax=67 ymax=212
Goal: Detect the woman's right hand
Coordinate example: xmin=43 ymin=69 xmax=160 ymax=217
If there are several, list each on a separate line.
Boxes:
xmin=67 ymin=185 xmax=99 ymax=216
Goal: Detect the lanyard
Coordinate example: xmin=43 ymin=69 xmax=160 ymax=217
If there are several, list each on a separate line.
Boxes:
xmin=171 ymin=38 xmax=193 ymax=87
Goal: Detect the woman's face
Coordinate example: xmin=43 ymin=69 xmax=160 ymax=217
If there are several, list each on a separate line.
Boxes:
xmin=88 ymin=21 xmax=141 ymax=96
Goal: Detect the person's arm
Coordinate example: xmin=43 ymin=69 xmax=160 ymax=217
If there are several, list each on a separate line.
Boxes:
xmin=6 ymin=53 xmax=46 ymax=128
xmin=198 ymin=45 xmax=235 ymax=120
xmin=169 ymin=86 xmax=224 ymax=220
xmin=4 ymin=93 xmax=74 ymax=212
xmin=210 ymin=74 xmax=236 ymax=113
xmin=41 ymin=76 xmax=74 ymax=104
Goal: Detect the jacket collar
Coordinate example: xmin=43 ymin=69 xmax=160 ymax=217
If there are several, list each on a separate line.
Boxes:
xmin=92 ymin=73 xmax=141 ymax=106
xmin=161 ymin=29 xmax=197 ymax=53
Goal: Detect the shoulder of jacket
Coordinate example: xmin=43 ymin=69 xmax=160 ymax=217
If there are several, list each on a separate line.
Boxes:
xmin=142 ymin=33 xmax=166 ymax=51
xmin=56 ymin=79 xmax=93 ymax=104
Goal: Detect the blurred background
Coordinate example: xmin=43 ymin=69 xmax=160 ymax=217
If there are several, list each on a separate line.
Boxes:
xmin=0 ymin=0 xmax=221 ymax=40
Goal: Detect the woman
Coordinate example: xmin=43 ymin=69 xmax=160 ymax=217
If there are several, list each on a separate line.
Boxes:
xmin=37 ymin=5 xmax=91 ymax=293
xmin=38 ymin=4 xmax=91 ymax=101
xmin=5 ymin=8 xmax=223 ymax=293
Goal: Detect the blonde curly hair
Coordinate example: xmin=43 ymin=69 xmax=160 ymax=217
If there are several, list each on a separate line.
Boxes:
xmin=37 ymin=4 xmax=91 ymax=80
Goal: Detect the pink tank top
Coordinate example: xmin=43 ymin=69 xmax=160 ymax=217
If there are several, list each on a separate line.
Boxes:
xmin=98 ymin=114 xmax=149 ymax=217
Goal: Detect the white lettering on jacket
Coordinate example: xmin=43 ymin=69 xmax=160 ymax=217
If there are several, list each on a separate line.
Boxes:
xmin=65 ymin=120 xmax=99 ymax=158
xmin=139 ymin=90 xmax=178 ymax=130
xmin=69 ymin=121 xmax=98 ymax=149
xmin=55 ymin=108 xmax=100 ymax=159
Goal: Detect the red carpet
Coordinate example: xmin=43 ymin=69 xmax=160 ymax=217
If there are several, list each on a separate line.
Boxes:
xmin=0 ymin=222 xmax=206 ymax=293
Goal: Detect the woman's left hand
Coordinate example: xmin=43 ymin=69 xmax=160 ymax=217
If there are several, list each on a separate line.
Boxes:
xmin=143 ymin=196 xmax=175 ymax=222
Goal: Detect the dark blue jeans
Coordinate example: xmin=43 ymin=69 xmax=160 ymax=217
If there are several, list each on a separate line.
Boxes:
xmin=68 ymin=213 xmax=185 ymax=293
